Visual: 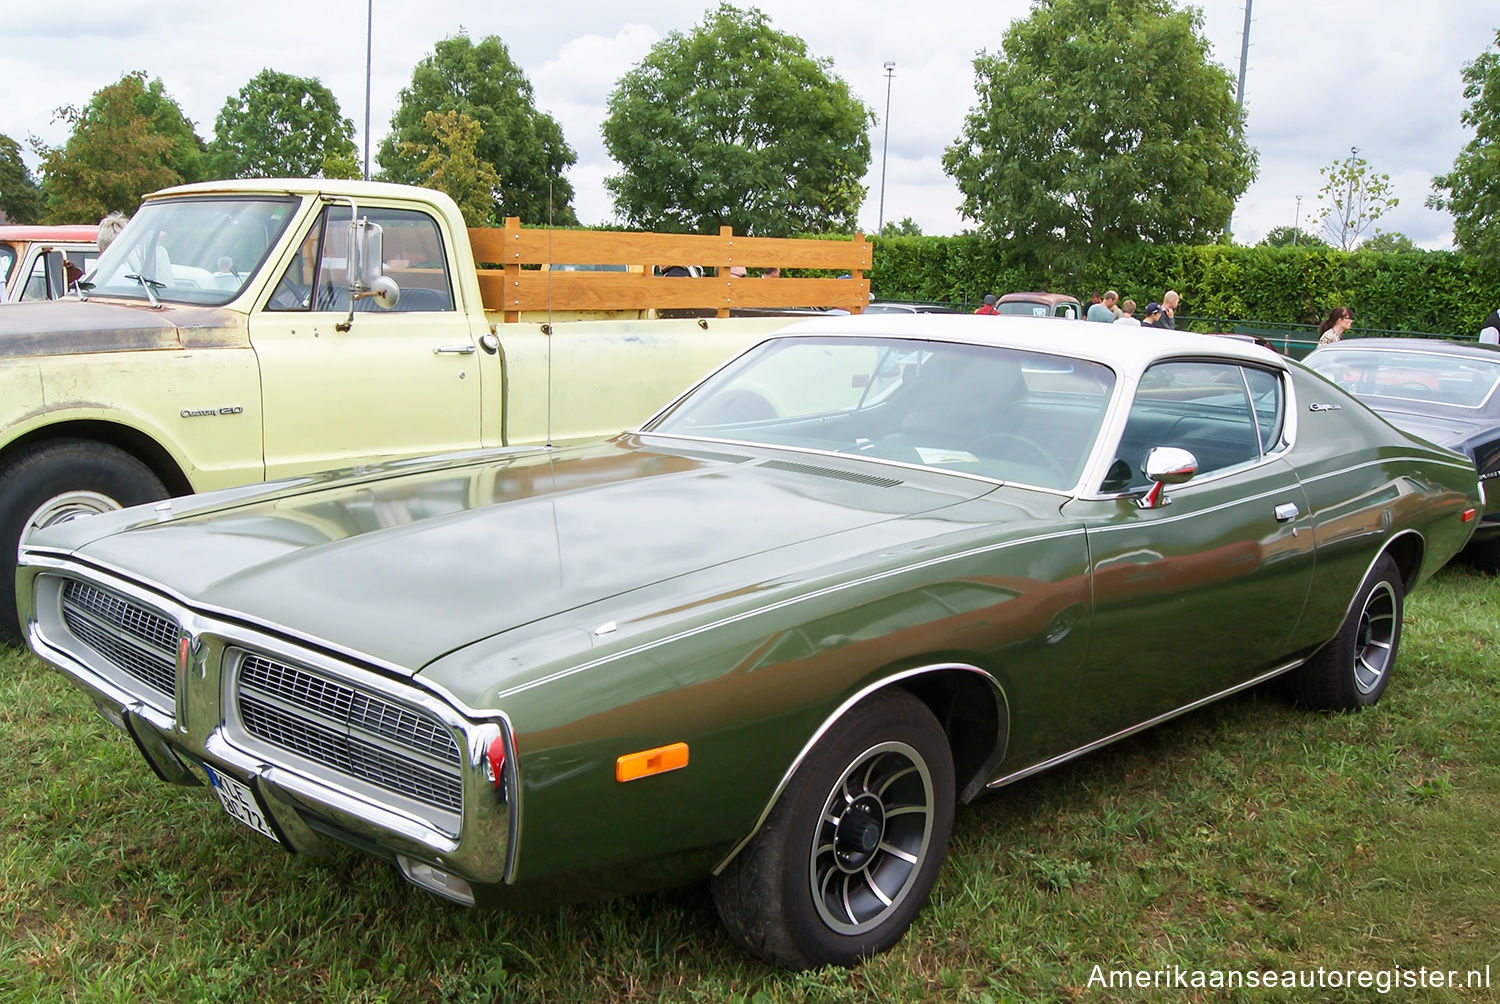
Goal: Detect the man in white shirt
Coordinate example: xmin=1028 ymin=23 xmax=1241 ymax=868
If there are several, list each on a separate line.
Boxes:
xmin=1480 ymin=308 xmax=1499 ymax=345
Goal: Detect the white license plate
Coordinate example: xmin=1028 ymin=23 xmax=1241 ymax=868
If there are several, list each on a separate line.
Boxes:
xmin=204 ymin=765 xmax=280 ymax=843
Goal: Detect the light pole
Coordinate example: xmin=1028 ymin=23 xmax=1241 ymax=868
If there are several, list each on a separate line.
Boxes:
xmin=1293 ymin=194 xmax=1302 ymax=246
xmin=877 ymin=61 xmax=895 ymax=235
xmin=363 ymin=0 xmax=373 ymax=181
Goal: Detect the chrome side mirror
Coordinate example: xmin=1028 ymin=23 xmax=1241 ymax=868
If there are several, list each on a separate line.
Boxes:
xmin=335 ymin=210 xmax=401 ymax=330
xmin=1138 ymin=446 xmax=1197 ymax=509
xmin=350 ymin=218 xmax=384 ymax=289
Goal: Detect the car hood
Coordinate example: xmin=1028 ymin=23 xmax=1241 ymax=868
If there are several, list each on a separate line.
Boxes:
xmin=0 ymin=298 xmax=247 ymax=356
xmin=40 ymin=438 xmax=998 ymax=671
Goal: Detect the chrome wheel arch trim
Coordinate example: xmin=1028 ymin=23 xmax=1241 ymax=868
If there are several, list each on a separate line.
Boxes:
xmin=710 ymin=662 xmax=1008 ymax=877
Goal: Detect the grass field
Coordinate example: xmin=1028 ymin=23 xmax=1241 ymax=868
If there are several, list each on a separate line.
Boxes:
xmin=3 ymin=564 xmax=1497 ymax=1003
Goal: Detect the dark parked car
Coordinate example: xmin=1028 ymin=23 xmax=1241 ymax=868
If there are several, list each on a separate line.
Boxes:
xmin=20 ymin=316 xmax=1481 ymax=968
xmin=1305 ymin=338 xmax=1500 ymax=566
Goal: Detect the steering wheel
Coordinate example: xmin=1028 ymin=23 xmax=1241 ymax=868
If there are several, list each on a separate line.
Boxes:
xmin=971 ymin=432 xmax=1067 ymax=481
xmin=268 ymin=283 xmax=310 ymax=310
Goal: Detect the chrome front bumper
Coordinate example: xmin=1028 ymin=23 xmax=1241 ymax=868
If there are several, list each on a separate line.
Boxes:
xmin=19 ymin=554 xmax=517 ymax=902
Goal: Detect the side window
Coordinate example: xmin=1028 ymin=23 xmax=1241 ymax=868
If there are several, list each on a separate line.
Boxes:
xmin=1243 ymin=367 xmax=1284 ymax=453
xmin=266 ymin=206 xmax=455 ymax=313
xmin=22 ymin=255 xmax=50 ymax=300
xmin=372 ymin=207 xmax=454 ymax=312
xmin=1103 ymin=361 xmax=1268 ymax=492
xmin=266 ymin=224 xmax=324 ymax=312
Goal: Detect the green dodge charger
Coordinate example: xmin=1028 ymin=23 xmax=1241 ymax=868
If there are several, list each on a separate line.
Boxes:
xmin=18 ymin=314 xmax=1483 ymax=968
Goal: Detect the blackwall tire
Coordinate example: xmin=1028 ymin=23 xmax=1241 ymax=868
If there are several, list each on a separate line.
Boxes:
xmin=1289 ymin=554 xmax=1404 ymax=711
xmin=711 ymin=688 xmax=955 ymax=969
xmin=0 ymin=440 xmax=167 ymax=643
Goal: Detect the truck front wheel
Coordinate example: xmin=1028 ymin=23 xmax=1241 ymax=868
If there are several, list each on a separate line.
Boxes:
xmin=0 ymin=440 xmax=167 ymax=643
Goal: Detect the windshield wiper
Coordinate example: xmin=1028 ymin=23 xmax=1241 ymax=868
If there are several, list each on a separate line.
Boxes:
xmin=125 ymin=273 xmax=164 ymax=307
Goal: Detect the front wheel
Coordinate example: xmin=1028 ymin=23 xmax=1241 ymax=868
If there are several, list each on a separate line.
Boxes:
xmin=712 ymin=689 xmax=955 ymax=969
xmin=0 ymin=440 xmax=167 ymax=642
xmin=1287 ymin=554 xmax=1404 ymax=710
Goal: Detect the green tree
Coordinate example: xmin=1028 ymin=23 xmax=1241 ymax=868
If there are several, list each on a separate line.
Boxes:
xmin=378 ymin=32 xmax=577 ymax=225
xmin=0 ymin=132 xmax=44 ymax=223
xmin=1312 ymin=146 xmax=1398 ymax=250
xmin=1361 ymin=230 xmax=1419 ymax=253
xmin=602 ymin=3 xmax=873 ymax=235
xmin=400 ymin=111 xmax=503 ymax=225
xmin=35 ymin=72 xmax=204 ymax=222
xmin=942 ymin=0 xmax=1256 ymax=272
xmin=1258 ymin=225 xmax=1326 ymax=248
xmin=880 ymin=217 xmax=923 ymax=237
xmin=1429 ymin=29 xmax=1500 ymax=260
xmin=206 ymin=69 xmax=357 ymax=180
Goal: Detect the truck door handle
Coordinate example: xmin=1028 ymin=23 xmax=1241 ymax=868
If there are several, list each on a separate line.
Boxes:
xmin=1273 ymin=502 xmax=1300 ymax=523
xmin=433 ymin=345 xmax=477 ymax=356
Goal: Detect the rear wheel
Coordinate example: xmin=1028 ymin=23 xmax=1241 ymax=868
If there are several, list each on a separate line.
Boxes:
xmin=712 ymin=689 xmax=955 ymax=969
xmin=0 ymin=440 xmax=167 ymax=642
xmin=1288 ymin=554 xmax=1404 ymax=710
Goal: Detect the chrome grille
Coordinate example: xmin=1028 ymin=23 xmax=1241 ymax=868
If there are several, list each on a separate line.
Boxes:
xmin=235 ymin=653 xmax=462 ymax=813
xmin=60 ymin=579 xmax=177 ymax=705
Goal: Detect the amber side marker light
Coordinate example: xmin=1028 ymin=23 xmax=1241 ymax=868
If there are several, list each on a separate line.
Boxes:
xmin=616 ymin=742 xmax=689 ymax=782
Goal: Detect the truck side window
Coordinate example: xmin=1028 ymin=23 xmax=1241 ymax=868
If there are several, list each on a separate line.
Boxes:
xmin=265 ymin=206 xmax=455 ymax=313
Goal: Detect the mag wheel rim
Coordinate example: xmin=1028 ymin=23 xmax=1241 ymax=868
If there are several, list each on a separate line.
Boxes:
xmin=809 ymin=740 xmax=934 ymax=936
xmin=1353 ymin=580 xmax=1398 ymax=694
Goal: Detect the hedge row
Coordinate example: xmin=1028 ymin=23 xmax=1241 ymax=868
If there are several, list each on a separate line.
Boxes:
xmin=866 ymin=236 xmax=1500 ymax=337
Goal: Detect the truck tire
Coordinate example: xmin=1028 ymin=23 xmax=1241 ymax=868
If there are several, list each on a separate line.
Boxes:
xmin=0 ymin=440 xmax=167 ymax=643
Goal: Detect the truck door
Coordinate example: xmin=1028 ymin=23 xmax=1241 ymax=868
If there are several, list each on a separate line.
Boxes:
xmin=251 ymin=204 xmax=483 ymax=479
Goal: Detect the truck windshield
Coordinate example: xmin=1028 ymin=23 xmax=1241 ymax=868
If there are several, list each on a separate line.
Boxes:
xmin=82 ymin=196 xmax=298 ymax=306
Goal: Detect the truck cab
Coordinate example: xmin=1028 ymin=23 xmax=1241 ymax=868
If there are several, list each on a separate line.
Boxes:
xmin=0 ymin=225 xmax=100 ymax=303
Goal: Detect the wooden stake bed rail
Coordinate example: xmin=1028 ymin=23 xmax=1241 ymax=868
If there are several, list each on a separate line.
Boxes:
xmin=469 ymin=219 xmax=872 ymax=322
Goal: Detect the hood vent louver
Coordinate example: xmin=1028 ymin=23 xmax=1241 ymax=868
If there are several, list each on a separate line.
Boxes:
xmin=758 ymin=459 xmax=902 ymax=488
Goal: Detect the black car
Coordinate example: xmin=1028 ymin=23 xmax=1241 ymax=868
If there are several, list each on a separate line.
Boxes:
xmin=1305 ymin=338 xmax=1500 ymax=566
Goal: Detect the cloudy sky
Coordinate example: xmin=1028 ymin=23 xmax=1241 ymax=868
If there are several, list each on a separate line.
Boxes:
xmin=5 ymin=1 xmax=1495 ymax=247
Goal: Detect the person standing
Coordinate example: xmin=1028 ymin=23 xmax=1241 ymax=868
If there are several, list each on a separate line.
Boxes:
xmin=1317 ymin=307 xmax=1354 ymax=345
xmin=1140 ymin=302 xmax=1165 ymax=328
xmin=1113 ymin=300 xmax=1140 ymax=326
xmin=1087 ymin=290 xmax=1119 ymax=323
xmin=1158 ymin=290 xmax=1180 ymax=329
xmin=1479 ymin=307 xmax=1499 ymax=345
xmin=974 ymin=293 xmax=999 ymax=315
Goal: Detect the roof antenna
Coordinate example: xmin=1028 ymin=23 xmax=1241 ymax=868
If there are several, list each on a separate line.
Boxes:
xmin=545 ymin=178 xmax=554 ymax=447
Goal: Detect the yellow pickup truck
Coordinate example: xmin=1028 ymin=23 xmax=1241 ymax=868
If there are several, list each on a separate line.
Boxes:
xmin=0 ymin=178 xmax=871 ymax=638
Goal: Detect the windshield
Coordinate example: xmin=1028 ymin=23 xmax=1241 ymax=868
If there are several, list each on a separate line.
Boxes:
xmin=82 ymin=196 xmax=298 ymax=306
xmin=646 ymin=336 xmax=1117 ymax=490
xmin=0 ymin=244 xmax=15 ymax=292
xmin=1306 ymin=347 xmax=1500 ymax=411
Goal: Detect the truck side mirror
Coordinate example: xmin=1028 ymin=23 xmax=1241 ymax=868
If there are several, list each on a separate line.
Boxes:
xmin=350 ymin=219 xmax=384 ymax=289
xmin=337 ymin=217 xmax=401 ymax=330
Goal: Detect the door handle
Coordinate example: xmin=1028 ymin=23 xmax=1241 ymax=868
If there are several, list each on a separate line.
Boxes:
xmin=433 ymin=345 xmax=477 ymax=355
xmin=1273 ymin=502 xmax=1300 ymax=523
